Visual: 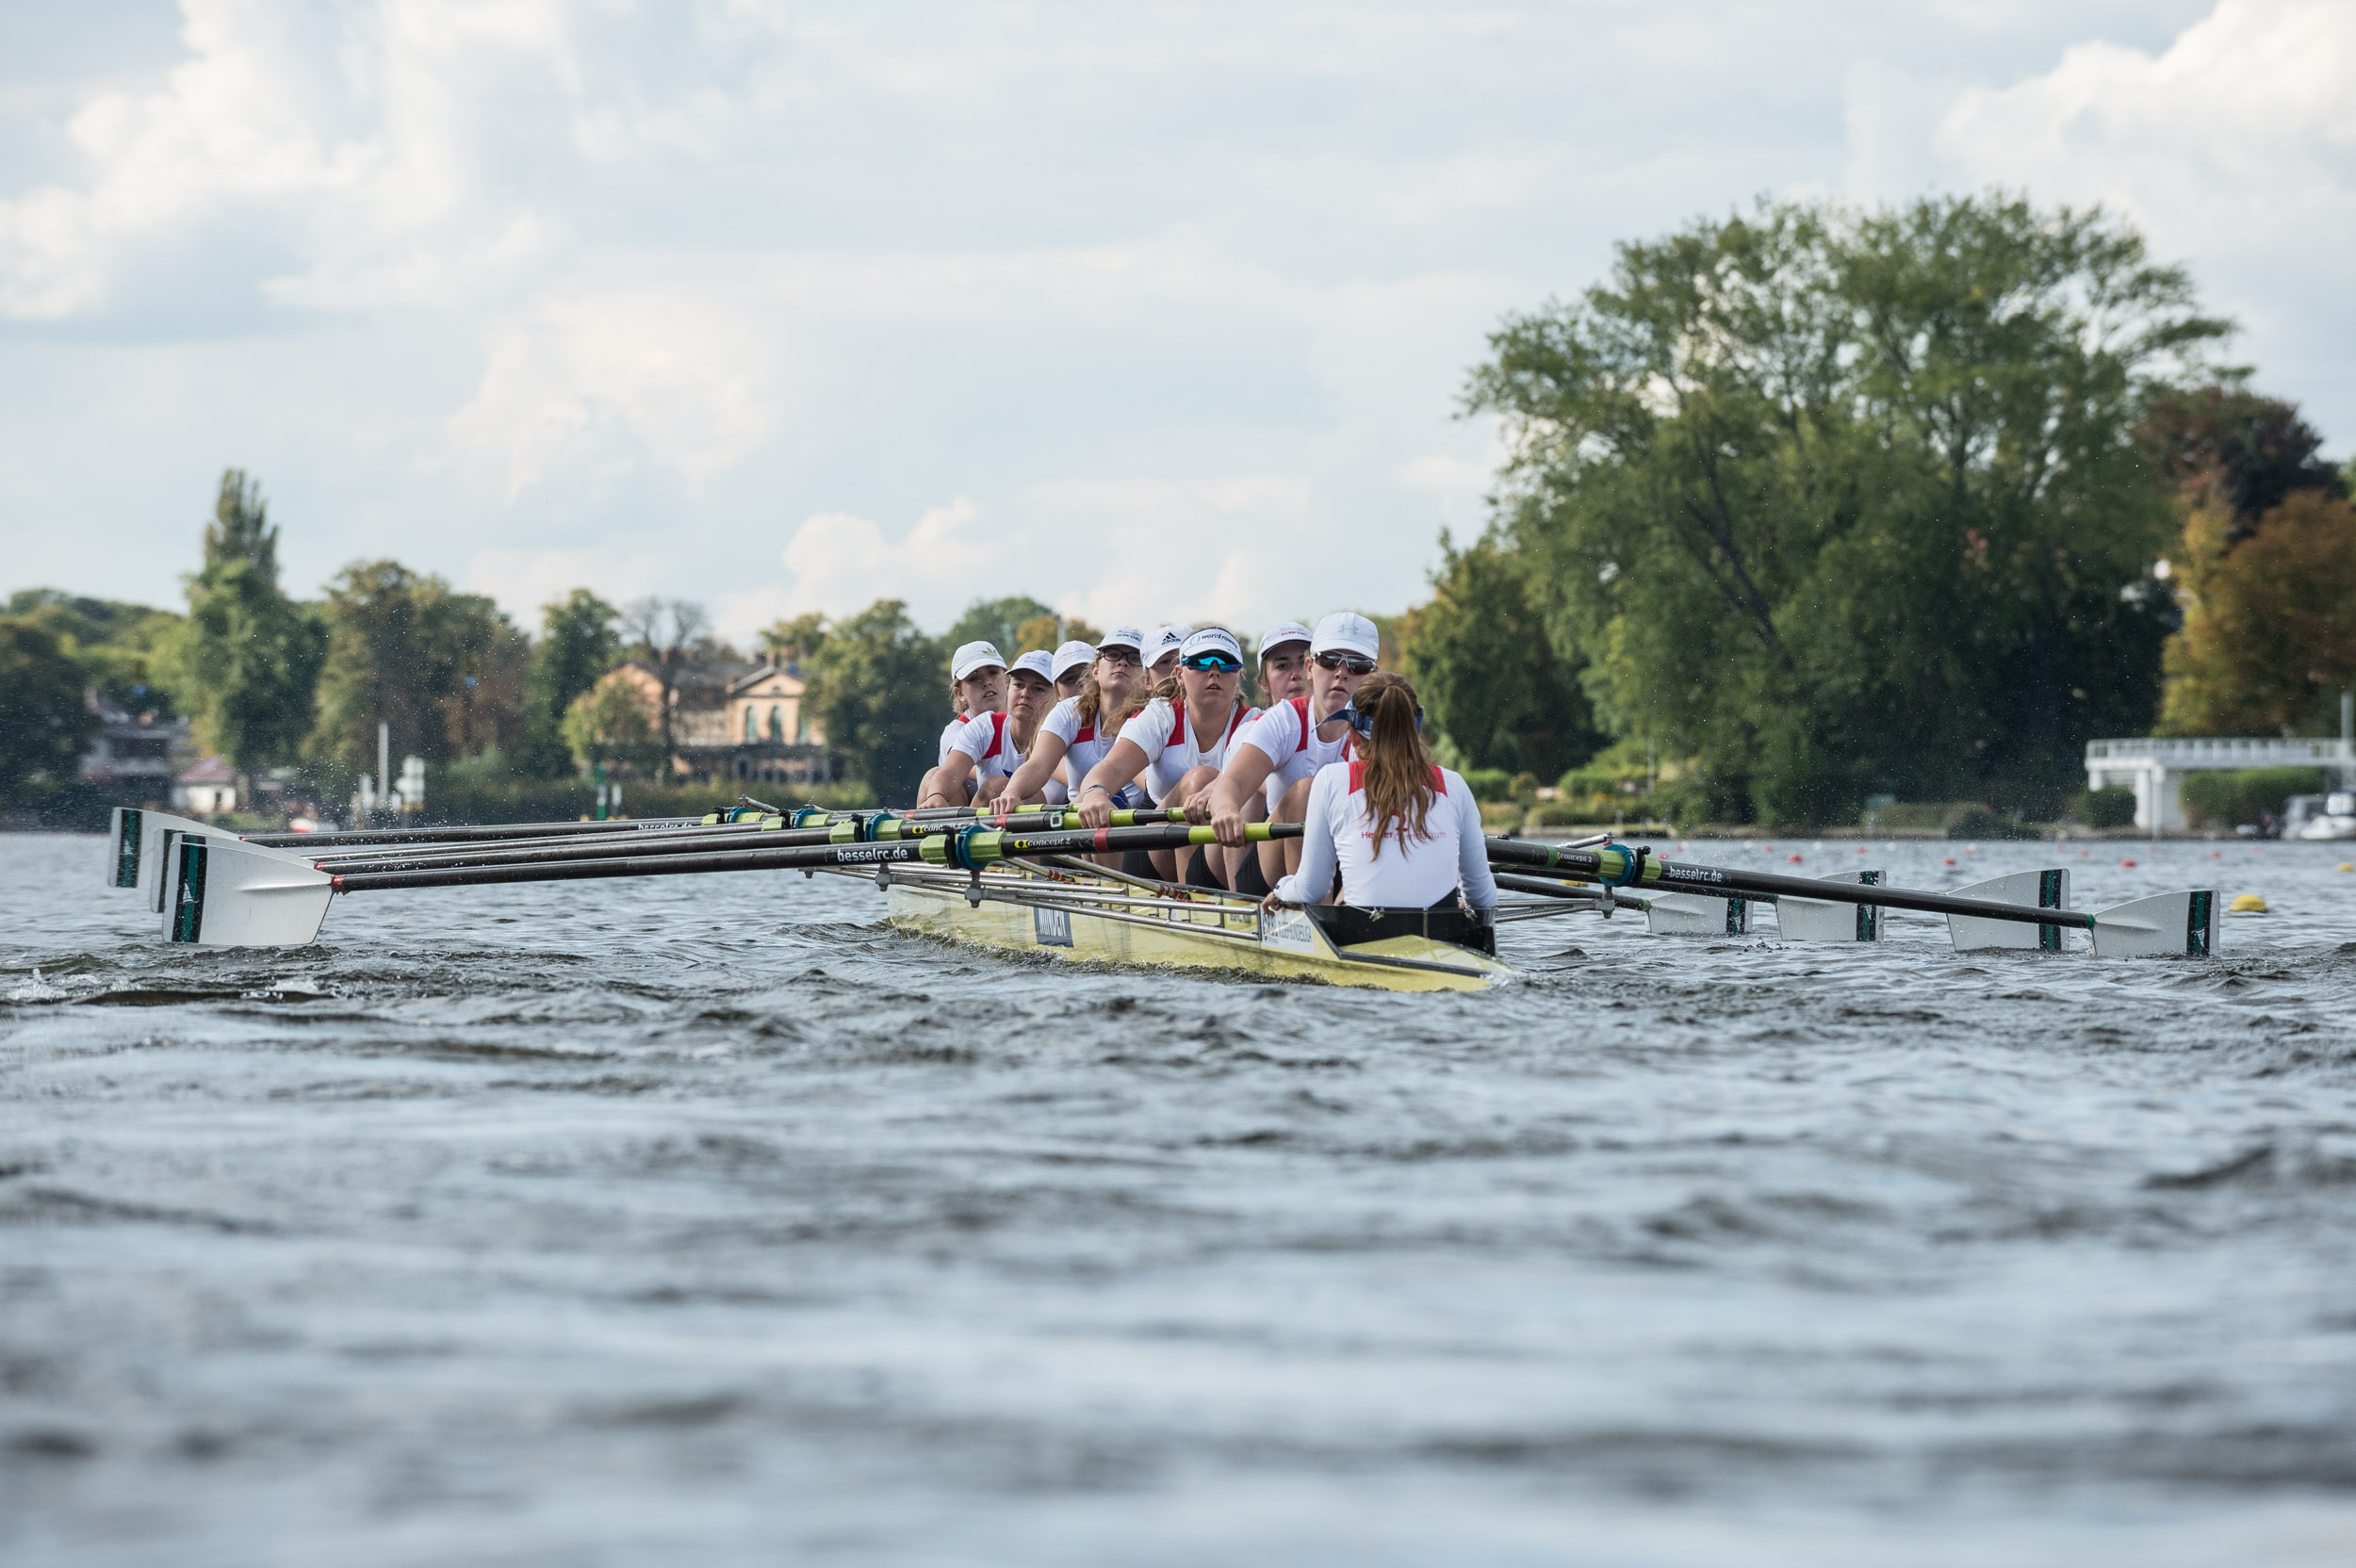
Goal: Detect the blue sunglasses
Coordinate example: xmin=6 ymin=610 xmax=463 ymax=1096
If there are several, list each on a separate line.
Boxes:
xmin=1181 ymin=652 xmax=1243 ymax=673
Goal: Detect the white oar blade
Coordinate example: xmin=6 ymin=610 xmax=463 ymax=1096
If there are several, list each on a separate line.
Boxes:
xmin=1772 ymin=870 xmax=1884 ymax=942
xmin=158 ymin=837 xmax=335 ymax=949
xmin=1644 ymin=891 xmax=1752 ymax=937
xmin=106 ymin=807 xmax=208 ymax=893
xmin=1946 ymin=868 xmax=2071 ymax=953
xmin=2087 ymin=890 xmax=2219 ymax=959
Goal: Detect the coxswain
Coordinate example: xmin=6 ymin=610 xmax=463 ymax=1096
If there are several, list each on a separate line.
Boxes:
xmin=925 ymin=650 xmax=1060 ymax=808
xmin=1266 ymin=671 xmax=1497 ymax=923
xmin=1004 ymin=628 xmax=1149 ymax=819
xmin=1075 ymin=627 xmax=1260 ymax=882
xmin=1145 ymin=623 xmax=1191 ymax=685
xmin=1210 ymin=612 xmax=1376 ymax=892
xmin=913 ymin=641 xmax=1007 ymax=808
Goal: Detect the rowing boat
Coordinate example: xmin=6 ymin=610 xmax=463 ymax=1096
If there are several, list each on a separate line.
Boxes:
xmin=96 ymin=804 xmax=2222 ymax=975
xmin=870 ymin=858 xmax=1514 ymax=991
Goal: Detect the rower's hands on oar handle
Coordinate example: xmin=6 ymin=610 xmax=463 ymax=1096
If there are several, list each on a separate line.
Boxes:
xmin=1073 ymin=782 xmax=1115 ymax=829
xmin=1207 ymin=796 xmax=1252 ymax=847
xmin=1181 ymin=782 xmax=1219 ymax=826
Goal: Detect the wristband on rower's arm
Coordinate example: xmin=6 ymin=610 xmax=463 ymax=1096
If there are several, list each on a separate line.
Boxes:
xmin=1079 ymin=782 xmax=1109 ymax=798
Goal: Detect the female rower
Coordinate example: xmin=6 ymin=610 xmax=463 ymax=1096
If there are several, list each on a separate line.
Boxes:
xmin=1145 ymin=624 xmax=1190 ymax=686
xmin=1075 ymin=627 xmax=1261 ymax=883
xmin=927 ymin=650 xmax=1061 ymax=809
xmin=1050 ymin=640 xmax=1095 ymax=704
xmin=1266 ymin=670 xmax=1496 ymax=919
xmin=914 ymin=641 xmax=1007 ymax=808
xmin=1210 ymin=612 xmax=1377 ymax=893
xmin=1003 ymin=629 xmax=1149 ymax=819
xmin=1254 ymin=621 xmax=1313 ymax=707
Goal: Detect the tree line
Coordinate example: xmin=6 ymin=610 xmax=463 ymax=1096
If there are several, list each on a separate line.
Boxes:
xmin=0 ymin=472 xmax=1109 ymax=816
xmin=1398 ymin=192 xmax=2356 ymax=827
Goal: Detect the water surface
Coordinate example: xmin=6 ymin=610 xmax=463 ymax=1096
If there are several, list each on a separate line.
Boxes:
xmin=5 ymin=831 xmax=2355 ymax=1565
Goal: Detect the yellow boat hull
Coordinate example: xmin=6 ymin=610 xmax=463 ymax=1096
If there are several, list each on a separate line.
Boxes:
xmin=882 ymin=870 xmax=1511 ymax=992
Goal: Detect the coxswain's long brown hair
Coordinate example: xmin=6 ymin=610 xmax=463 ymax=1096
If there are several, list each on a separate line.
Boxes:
xmin=1353 ymin=671 xmax=1437 ymax=859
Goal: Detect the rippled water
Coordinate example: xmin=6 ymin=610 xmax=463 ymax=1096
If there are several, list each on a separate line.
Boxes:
xmin=5 ymin=829 xmax=2356 ymax=1565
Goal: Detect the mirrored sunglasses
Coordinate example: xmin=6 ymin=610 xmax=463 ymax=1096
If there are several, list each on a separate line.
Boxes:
xmin=1314 ymin=651 xmax=1376 ymax=674
xmin=1181 ymin=652 xmax=1243 ymax=673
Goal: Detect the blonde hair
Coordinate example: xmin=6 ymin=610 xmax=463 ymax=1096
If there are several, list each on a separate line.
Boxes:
xmin=1353 ymin=672 xmax=1436 ymax=858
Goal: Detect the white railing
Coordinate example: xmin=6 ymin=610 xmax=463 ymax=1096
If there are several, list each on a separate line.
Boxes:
xmin=2086 ymin=737 xmax=2353 ymax=769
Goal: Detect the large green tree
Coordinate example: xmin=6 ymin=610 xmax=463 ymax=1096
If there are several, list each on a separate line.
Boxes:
xmin=6 ymin=589 xmax=184 ymax=717
xmin=1464 ymin=194 xmax=2225 ymax=825
xmin=309 ymin=561 xmax=525 ymax=779
xmin=170 ymin=470 xmax=327 ymax=772
xmin=519 ymin=589 xmax=620 ymax=776
xmin=0 ymin=617 xmax=100 ymax=804
xmin=805 ymin=599 xmax=944 ymax=804
xmin=1399 ymin=532 xmax=1599 ymax=776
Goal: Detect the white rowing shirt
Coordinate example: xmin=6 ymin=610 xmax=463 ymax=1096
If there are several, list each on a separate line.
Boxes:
xmin=1236 ymin=696 xmax=1355 ymax=811
xmin=1117 ymin=696 xmax=1263 ymax=806
xmin=1040 ymin=695 xmax=1143 ymax=808
xmin=947 ymin=710 xmax=1067 ymax=803
xmin=1273 ymin=760 xmax=1497 ymax=910
xmin=937 ymin=716 xmax=966 ymax=766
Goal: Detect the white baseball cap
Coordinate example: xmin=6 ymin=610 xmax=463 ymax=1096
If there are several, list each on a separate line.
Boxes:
xmin=1010 ymin=649 xmax=1056 ymax=683
xmin=1149 ymin=624 xmax=1192 ymax=661
xmin=1050 ymin=640 xmax=1097 ymax=681
xmin=1310 ymin=612 xmax=1380 ymax=662
xmin=1097 ymin=626 xmax=1146 ymax=657
xmin=1256 ymin=621 xmax=1313 ymax=659
xmin=1178 ymin=627 xmax=1244 ymax=665
xmin=951 ymin=640 xmax=1006 ymax=681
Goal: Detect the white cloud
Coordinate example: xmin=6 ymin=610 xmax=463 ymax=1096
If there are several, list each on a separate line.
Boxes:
xmin=1863 ymin=0 xmax=2356 ymax=430
xmin=751 ymin=497 xmax=1000 ymax=635
xmin=6 ymin=0 xmax=2351 ymax=636
xmin=448 ymin=287 xmax=777 ymax=499
xmin=460 ymin=542 xmax=677 ymax=628
xmin=1933 ymin=0 xmax=2356 ymax=253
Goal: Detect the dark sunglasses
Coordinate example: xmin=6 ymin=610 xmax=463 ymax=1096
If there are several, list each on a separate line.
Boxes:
xmin=1181 ymin=652 xmax=1243 ymax=673
xmin=1314 ymin=651 xmax=1376 ymax=675
xmin=1334 ymin=704 xmax=1421 ymax=737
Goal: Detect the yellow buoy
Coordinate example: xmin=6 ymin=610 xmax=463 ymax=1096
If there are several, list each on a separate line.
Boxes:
xmin=2230 ymin=893 xmax=2267 ymax=913
xmin=2340 ymin=863 xmax=2353 ymax=874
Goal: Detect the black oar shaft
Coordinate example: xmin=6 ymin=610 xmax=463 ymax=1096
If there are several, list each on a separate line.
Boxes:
xmin=1486 ymin=839 xmax=2092 ymax=932
xmin=309 ymin=808 xmax=1187 ymax=876
xmin=331 ymin=821 xmax=1296 ymax=893
xmin=240 ymin=816 xmax=711 ymax=848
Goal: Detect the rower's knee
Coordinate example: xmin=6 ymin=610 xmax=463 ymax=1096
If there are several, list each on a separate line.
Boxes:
xmin=1175 ymin=764 xmax=1220 ymax=799
xmin=1276 ymin=776 xmax=1313 ymax=822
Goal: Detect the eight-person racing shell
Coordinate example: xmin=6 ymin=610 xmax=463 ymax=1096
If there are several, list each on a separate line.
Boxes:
xmin=1273 ymin=760 xmax=1498 ymax=910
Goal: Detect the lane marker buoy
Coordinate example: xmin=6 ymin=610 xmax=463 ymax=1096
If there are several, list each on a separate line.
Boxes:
xmin=2231 ymin=893 xmax=2267 ymax=913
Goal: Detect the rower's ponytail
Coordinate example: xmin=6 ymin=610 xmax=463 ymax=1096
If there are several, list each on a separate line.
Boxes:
xmin=1355 ymin=672 xmax=1436 ymax=860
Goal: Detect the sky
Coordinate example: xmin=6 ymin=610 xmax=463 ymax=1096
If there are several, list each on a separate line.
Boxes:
xmin=2 ymin=0 xmax=2349 ymax=644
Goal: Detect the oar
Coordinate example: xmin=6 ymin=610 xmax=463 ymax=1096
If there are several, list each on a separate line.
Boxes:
xmin=333 ymin=821 xmax=1293 ymax=893
xmin=1487 ymin=839 xmax=2219 ymax=958
xmin=303 ymin=808 xmax=1189 ymax=876
xmin=155 ymin=822 xmax=1302 ymax=947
